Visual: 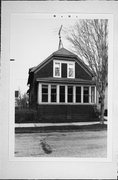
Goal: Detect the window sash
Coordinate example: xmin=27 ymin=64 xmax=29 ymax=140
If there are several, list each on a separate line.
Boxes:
xmin=68 ymin=86 xmax=73 ymax=103
xmin=42 ymin=85 xmax=48 ymax=102
xmin=53 ymin=60 xmax=75 ymax=78
xmin=60 ymin=86 xmax=65 ymax=103
xmin=68 ymin=63 xmax=74 ymax=78
xmin=76 ymin=86 xmax=81 ymax=103
xmin=51 ymin=85 xmax=57 ymax=102
xmin=54 ymin=62 xmax=61 ymax=77
xmin=83 ymin=87 xmax=89 ymax=103
xmin=91 ymin=86 xmax=95 ymax=103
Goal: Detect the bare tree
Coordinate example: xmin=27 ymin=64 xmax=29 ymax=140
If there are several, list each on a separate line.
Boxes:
xmin=66 ymin=19 xmax=108 ymax=124
xmin=16 ymin=90 xmax=29 ymax=109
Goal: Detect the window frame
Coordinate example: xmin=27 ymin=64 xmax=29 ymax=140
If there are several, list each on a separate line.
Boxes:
xmin=67 ymin=63 xmax=75 ymax=79
xmin=67 ymin=85 xmax=73 ymax=103
xmin=91 ymin=86 xmax=95 ymax=103
xmin=42 ymin=84 xmax=49 ymax=103
xmin=53 ymin=60 xmax=61 ymax=78
xmin=59 ymin=85 xmax=65 ymax=103
xmin=51 ymin=85 xmax=57 ymax=103
xmin=38 ymin=83 xmax=96 ymax=105
xmin=76 ymin=86 xmax=81 ymax=103
xmin=83 ymin=86 xmax=90 ymax=103
xmin=53 ymin=60 xmax=75 ymax=79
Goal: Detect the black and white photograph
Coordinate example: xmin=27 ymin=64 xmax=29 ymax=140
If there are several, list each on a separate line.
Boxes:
xmin=1 ymin=1 xmax=118 ymax=179
xmin=10 ymin=14 xmax=110 ymax=158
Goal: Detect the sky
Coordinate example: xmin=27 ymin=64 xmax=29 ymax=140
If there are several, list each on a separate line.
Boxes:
xmin=10 ymin=14 xmax=78 ymax=94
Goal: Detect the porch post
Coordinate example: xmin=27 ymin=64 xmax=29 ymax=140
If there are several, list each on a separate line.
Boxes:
xmin=81 ymin=86 xmax=83 ymax=103
xmin=73 ymin=85 xmax=76 ymax=103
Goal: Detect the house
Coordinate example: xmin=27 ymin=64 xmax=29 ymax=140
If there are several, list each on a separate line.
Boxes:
xmin=27 ymin=47 xmax=98 ymax=123
xmin=15 ymin=90 xmax=20 ymax=107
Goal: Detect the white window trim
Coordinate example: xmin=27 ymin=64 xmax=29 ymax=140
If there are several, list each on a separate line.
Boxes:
xmin=41 ymin=84 xmax=49 ymax=103
xmin=53 ymin=60 xmax=61 ymax=78
xmin=53 ymin=60 xmax=75 ymax=78
xmin=38 ymin=83 xmax=96 ymax=105
xmin=76 ymin=86 xmax=82 ymax=103
xmin=50 ymin=84 xmax=57 ymax=103
xmin=67 ymin=63 xmax=75 ymax=79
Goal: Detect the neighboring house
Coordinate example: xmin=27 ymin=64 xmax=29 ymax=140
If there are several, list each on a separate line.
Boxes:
xmin=27 ymin=47 xmax=98 ymax=123
xmin=15 ymin=90 xmax=19 ymax=107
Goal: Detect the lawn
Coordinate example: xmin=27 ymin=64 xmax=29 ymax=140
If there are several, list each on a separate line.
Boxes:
xmin=15 ymin=127 xmax=107 ymax=157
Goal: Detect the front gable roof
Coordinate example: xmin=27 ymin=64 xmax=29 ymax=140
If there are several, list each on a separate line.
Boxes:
xmin=53 ymin=47 xmax=77 ymax=57
xmin=30 ymin=48 xmax=93 ymax=77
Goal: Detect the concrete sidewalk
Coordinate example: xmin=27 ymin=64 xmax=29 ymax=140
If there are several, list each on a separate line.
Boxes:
xmin=15 ymin=121 xmax=107 ymax=128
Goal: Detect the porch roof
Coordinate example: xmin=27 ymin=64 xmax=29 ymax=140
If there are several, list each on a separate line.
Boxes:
xmin=36 ymin=77 xmax=96 ymax=85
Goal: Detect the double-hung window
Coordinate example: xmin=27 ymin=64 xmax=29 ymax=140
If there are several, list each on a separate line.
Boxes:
xmin=60 ymin=86 xmax=65 ymax=103
xmin=42 ymin=85 xmax=48 ymax=102
xmin=51 ymin=85 xmax=57 ymax=102
xmin=68 ymin=86 xmax=73 ymax=103
xmin=68 ymin=63 xmax=75 ymax=78
xmin=76 ymin=86 xmax=81 ymax=103
xmin=54 ymin=61 xmax=75 ymax=78
xmin=83 ymin=87 xmax=89 ymax=103
xmin=54 ymin=62 xmax=61 ymax=77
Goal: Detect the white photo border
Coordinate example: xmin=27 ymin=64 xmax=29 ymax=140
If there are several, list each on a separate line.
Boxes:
xmin=1 ymin=1 xmax=117 ymax=179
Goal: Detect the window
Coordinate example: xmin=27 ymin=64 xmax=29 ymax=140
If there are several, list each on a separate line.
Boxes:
xmin=91 ymin=87 xmax=95 ymax=103
xmin=54 ymin=62 xmax=61 ymax=77
xmin=68 ymin=63 xmax=74 ymax=78
xmin=54 ymin=61 xmax=75 ymax=78
xmin=51 ymin=85 xmax=57 ymax=102
xmin=83 ymin=87 xmax=89 ymax=103
xmin=62 ymin=63 xmax=67 ymax=78
xmin=60 ymin=86 xmax=65 ymax=103
xmin=40 ymin=84 xmax=95 ymax=104
xmin=68 ymin=86 xmax=73 ymax=103
xmin=42 ymin=85 xmax=48 ymax=102
xmin=76 ymin=86 xmax=81 ymax=103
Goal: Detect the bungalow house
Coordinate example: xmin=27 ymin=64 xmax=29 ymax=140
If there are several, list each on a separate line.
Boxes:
xmin=27 ymin=47 xmax=99 ymax=123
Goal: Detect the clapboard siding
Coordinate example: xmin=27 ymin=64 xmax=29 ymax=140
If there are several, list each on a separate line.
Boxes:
xmin=37 ymin=105 xmax=98 ymax=123
xmin=35 ymin=60 xmax=53 ymax=78
xmin=34 ymin=58 xmax=92 ymax=80
xmin=75 ymin=62 xmax=91 ymax=80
